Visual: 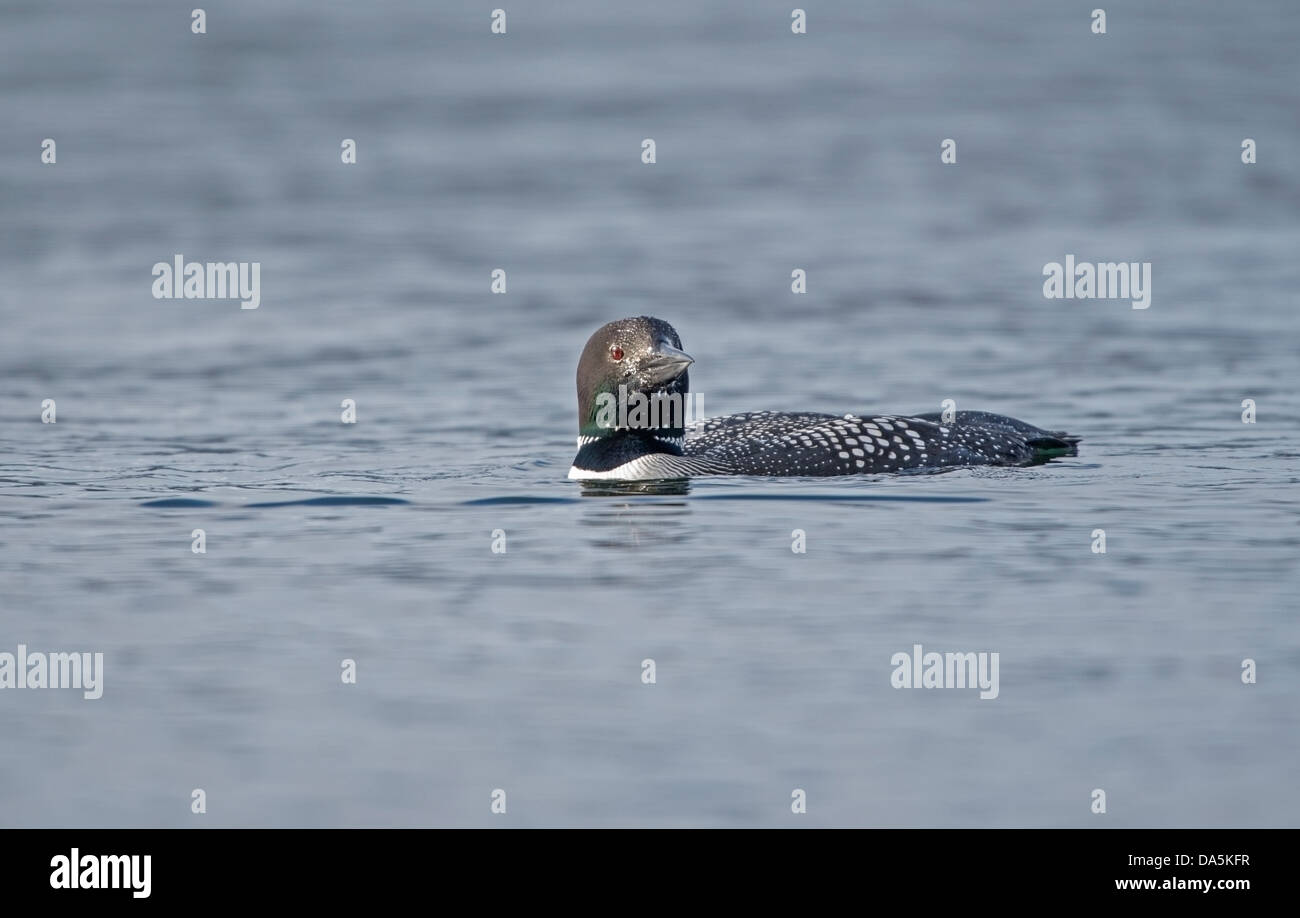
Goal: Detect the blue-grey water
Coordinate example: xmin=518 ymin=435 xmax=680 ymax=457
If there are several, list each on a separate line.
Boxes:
xmin=1 ymin=0 xmax=1298 ymax=827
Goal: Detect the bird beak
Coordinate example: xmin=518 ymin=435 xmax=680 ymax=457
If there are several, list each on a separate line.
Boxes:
xmin=642 ymin=341 xmax=694 ymax=384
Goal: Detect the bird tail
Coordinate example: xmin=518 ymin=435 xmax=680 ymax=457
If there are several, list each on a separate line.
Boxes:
xmin=1026 ymin=432 xmax=1081 ymax=461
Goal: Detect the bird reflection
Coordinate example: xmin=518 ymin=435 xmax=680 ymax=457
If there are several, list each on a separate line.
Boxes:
xmin=579 ymin=479 xmax=691 ymax=498
xmin=577 ymin=479 xmax=692 ymax=548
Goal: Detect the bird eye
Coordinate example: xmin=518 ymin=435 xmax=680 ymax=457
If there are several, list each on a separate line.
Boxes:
xmin=609 ymin=345 xmax=624 ymax=361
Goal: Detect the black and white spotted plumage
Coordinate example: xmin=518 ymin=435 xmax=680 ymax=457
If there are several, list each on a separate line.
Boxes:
xmin=567 ymin=317 xmax=1080 ymax=480
xmin=678 ymin=410 xmax=1077 ymax=476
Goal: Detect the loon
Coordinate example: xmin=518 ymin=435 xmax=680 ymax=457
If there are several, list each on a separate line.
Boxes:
xmin=567 ymin=316 xmax=1080 ymax=480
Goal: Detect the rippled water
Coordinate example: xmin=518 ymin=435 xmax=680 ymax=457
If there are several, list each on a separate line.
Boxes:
xmin=1 ymin=0 xmax=1298 ymax=826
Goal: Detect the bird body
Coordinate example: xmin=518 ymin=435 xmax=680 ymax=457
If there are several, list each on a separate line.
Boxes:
xmin=568 ymin=317 xmax=1079 ymax=480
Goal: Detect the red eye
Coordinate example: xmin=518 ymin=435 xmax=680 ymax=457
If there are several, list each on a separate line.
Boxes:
xmin=609 ymin=345 xmax=624 ymax=361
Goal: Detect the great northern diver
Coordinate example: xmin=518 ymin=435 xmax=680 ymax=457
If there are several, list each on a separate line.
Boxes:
xmin=567 ymin=316 xmax=1079 ymax=480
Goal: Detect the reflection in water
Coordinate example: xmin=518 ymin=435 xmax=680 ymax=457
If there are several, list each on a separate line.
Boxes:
xmin=579 ymin=479 xmax=691 ymax=498
xmin=578 ymin=480 xmax=692 ymax=549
